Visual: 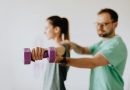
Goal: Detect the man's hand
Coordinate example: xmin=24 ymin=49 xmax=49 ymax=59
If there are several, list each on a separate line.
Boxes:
xmin=60 ymin=40 xmax=72 ymax=49
xmin=55 ymin=55 xmax=63 ymax=63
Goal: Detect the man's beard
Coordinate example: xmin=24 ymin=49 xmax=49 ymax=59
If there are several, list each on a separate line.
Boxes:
xmin=98 ymin=30 xmax=113 ymax=38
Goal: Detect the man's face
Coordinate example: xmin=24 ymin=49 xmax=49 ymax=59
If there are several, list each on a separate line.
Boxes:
xmin=96 ymin=13 xmax=117 ymax=38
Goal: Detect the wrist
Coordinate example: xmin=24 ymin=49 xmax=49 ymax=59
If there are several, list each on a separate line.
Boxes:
xmin=60 ymin=57 xmax=68 ymax=66
xmin=70 ymin=42 xmax=74 ymax=49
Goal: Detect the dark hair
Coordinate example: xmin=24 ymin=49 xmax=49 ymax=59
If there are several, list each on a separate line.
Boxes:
xmin=98 ymin=8 xmax=118 ymax=22
xmin=47 ymin=16 xmax=70 ymax=40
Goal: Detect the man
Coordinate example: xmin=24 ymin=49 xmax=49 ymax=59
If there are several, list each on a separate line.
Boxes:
xmin=32 ymin=8 xmax=127 ymax=90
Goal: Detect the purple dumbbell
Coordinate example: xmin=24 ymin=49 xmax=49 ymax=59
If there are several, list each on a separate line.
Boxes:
xmin=24 ymin=47 xmax=56 ymax=64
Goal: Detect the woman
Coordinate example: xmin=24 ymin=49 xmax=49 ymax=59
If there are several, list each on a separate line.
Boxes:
xmin=32 ymin=16 xmax=70 ymax=90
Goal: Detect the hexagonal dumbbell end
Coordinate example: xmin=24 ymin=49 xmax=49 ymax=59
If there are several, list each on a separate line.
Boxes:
xmin=47 ymin=47 xmax=56 ymax=63
xmin=24 ymin=48 xmax=31 ymax=64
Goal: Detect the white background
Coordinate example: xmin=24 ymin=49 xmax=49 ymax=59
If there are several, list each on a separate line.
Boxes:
xmin=0 ymin=0 xmax=130 ymax=90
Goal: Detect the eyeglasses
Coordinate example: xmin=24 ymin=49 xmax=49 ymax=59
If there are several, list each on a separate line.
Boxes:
xmin=95 ymin=21 xmax=114 ymax=27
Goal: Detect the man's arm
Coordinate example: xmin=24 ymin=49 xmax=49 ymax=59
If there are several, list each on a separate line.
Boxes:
xmin=62 ymin=41 xmax=91 ymax=54
xmin=57 ymin=53 xmax=109 ymax=69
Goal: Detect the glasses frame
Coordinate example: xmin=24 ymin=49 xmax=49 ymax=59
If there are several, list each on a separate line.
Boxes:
xmin=95 ymin=21 xmax=114 ymax=27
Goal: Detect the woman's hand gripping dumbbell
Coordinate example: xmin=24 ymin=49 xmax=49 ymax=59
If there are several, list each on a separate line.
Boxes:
xmin=24 ymin=47 xmax=56 ymax=64
xmin=24 ymin=46 xmax=65 ymax=65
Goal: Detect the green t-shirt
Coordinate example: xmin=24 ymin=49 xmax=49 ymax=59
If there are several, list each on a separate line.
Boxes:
xmin=89 ymin=35 xmax=127 ymax=90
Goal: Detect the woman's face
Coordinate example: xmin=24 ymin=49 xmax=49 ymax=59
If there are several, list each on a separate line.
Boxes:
xmin=44 ymin=20 xmax=57 ymax=40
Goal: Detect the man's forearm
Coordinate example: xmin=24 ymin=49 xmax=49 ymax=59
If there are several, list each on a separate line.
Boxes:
xmin=70 ymin=42 xmax=90 ymax=54
xmin=66 ymin=57 xmax=96 ymax=69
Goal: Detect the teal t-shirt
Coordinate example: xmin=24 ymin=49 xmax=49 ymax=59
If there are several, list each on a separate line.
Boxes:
xmin=89 ymin=35 xmax=127 ymax=90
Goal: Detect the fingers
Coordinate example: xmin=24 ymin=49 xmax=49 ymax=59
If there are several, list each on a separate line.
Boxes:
xmin=32 ymin=48 xmax=36 ymax=60
xmin=39 ymin=48 xmax=45 ymax=60
xmin=32 ymin=47 xmax=44 ymax=61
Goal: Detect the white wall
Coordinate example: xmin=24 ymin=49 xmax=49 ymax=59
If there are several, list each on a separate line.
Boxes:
xmin=0 ymin=0 xmax=130 ymax=90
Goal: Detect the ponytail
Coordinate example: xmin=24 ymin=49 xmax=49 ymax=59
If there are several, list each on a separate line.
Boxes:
xmin=47 ymin=16 xmax=70 ymax=41
xmin=61 ymin=18 xmax=70 ymax=40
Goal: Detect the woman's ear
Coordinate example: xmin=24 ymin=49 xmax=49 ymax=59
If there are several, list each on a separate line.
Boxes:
xmin=54 ymin=27 xmax=60 ymax=34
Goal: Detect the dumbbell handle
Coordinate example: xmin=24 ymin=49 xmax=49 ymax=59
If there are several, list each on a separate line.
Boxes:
xmin=43 ymin=51 xmax=48 ymax=58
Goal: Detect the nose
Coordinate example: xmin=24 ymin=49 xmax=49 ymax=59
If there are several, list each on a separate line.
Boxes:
xmin=97 ymin=24 xmax=103 ymax=30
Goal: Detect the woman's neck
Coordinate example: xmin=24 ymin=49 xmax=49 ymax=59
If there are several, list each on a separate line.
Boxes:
xmin=54 ymin=37 xmax=62 ymax=44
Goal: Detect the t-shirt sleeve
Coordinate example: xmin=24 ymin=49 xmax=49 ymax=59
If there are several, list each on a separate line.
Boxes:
xmin=88 ymin=41 xmax=102 ymax=54
xmin=98 ymin=42 xmax=124 ymax=67
xmin=88 ymin=44 xmax=96 ymax=53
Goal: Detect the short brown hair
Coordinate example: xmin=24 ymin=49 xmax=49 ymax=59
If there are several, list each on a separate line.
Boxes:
xmin=98 ymin=8 xmax=118 ymax=22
